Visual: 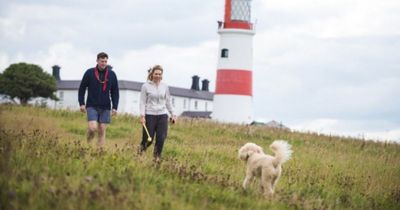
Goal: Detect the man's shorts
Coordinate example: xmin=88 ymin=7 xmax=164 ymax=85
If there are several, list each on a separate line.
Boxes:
xmin=87 ymin=107 xmax=111 ymax=124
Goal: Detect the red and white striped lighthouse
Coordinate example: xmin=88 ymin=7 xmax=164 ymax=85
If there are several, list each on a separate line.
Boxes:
xmin=212 ymin=0 xmax=255 ymax=124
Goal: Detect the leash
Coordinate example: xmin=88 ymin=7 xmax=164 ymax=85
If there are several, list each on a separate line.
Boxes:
xmin=142 ymin=123 xmax=152 ymax=142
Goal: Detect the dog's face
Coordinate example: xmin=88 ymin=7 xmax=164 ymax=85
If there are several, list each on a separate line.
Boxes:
xmin=238 ymin=143 xmax=264 ymax=161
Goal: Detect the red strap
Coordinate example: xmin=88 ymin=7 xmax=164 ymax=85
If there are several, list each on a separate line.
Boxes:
xmin=94 ymin=67 xmax=109 ymax=91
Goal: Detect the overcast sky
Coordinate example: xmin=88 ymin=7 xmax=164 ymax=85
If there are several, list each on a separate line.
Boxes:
xmin=1 ymin=0 xmax=399 ymax=142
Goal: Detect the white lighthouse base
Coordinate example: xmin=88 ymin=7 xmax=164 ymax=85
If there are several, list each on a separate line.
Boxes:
xmin=212 ymin=94 xmax=253 ymax=124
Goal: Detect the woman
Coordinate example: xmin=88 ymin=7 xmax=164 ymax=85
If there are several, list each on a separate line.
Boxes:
xmin=138 ymin=65 xmax=176 ymax=163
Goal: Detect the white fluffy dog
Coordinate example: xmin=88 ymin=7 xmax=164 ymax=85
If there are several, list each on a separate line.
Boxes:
xmin=238 ymin=140 xmax=292 ymax=197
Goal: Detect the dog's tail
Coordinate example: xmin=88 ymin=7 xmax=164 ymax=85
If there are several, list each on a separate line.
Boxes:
xmin=270 ymin=140 xmax=292 ymax=167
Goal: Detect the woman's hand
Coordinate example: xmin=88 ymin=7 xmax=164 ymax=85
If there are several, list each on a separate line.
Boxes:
xmin=140 ymin=116 xmax=146 ymax=125
xmin=170 ymin=115 xmax=177 ymax=124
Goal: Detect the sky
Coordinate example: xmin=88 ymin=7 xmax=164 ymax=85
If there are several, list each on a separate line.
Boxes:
xmin=1 ymin=0 xmax=400 ymax=142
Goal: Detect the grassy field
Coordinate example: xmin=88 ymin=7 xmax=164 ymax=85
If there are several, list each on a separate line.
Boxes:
xmin=0 ymin=105 xmax=399 ymax=210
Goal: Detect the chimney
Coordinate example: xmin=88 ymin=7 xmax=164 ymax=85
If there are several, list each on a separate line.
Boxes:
xmin=52 ymin=65 xmax=61 ymax=81
xmin=191 ymin=75 xmax=200 ymax=91
xmin=201 ymin=79 xmax=209 ymax=91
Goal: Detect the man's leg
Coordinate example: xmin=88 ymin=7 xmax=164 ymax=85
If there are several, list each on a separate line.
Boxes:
xmin=86 ymin=107 xmax=98 ymax=143
xmin=97 ymin=108 xmax=111 ymax=147
xmin=87 ymin=121 xmax=97 ymax=143
xmin=98 ymin=123 xmax=107 ymax=147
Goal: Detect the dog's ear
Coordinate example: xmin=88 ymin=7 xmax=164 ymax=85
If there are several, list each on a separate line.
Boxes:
xmin=247 ymin=150 xmax=255 ymax=157
xmin=255 ymin=147 xmax=262 ymax=154
xmin=239 ymin=145 xmax=251 ymax=161
xmin=247 ymin=145 xmax=262 ymax=157
xmin=239 ymin=143 xmax=263 ymax=161
xmin=253 ymin=145 xmax=263 ymax=154
xmin=238 ymin=147 xmax=247 ymax=160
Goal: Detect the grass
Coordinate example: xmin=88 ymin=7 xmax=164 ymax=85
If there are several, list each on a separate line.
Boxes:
xmin=0 ymin=105 xmax=399 ymax=210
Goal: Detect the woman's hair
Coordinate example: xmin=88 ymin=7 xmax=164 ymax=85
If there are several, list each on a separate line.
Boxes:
xmin=147 ymin=65 xmax=163 ymax=81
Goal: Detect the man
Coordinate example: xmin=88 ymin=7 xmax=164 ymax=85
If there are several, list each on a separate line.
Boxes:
xmin=78 ymin=52 xmax=119 ymax=147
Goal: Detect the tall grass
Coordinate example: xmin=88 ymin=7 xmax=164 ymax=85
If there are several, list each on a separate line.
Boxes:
xmin=0 ymin=105 xmax=399 ymax=210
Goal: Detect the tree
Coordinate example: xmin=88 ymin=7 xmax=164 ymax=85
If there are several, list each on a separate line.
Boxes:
xmin=0 ymin=63 xmax=58 ymax=105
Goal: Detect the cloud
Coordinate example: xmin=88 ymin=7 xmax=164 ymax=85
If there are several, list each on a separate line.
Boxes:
xmin=258 ymin=0 xmax=400 ymax=38
xmin=0 ymin=0 xmax=223 ymax=56
xmin=364 ymin=130 xmax=400 ymax=143
xmin=291 ymin=118 xmax=400 ymax=143
xmin=0 ymin=40 xmax=218 ymax=90
xmin=250 ymin=1 xmax=400 ymax=141
xmin=0 ymin=17 xmax=26 ymax=39
xmin=252 ymin=21 xmax=400 ymax=123
xmin=0 ymin=42 xmax=93 ymax=78
xmin=114 ymin=41 xmax=218 ymax=89
xmin=0 ymin=52 xmax=10 ymax=70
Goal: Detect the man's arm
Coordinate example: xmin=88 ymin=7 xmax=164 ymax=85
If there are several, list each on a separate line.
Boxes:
xmin=110 ymin=72 xmax=119 ymax=114
xmin=78 ymin=71 xmax=89 ymax=112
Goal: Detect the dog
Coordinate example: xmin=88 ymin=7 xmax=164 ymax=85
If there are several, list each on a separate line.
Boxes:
xmin=238 ymin=140 xmax=292 ymax=197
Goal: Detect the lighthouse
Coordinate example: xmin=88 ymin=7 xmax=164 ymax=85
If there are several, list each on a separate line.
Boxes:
xmin=212 ymin=0 xmax=255 ymax=124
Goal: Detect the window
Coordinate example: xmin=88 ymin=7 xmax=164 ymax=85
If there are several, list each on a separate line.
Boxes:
xmin=59 ymin=91 xmax=64 ymax=101
xmin=171 ymin=97 xmax=175 ymax=107
xmin=194 ymin=101 xmax=198 ymax=110
xmin=183 ymin=99 xmax=187 ymax=109
xmin=221 ymin=48 xmax=229 ymax=58
xmin=231 ymin=0 xmax=251 ymax=22
xmin=205 ymin=102 xmax=208 ymax=111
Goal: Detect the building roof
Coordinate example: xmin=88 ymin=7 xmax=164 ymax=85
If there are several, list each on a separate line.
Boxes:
xmin=250 ymin=120 xmax=290 ymax=130
xmin=57 ymin=80 xmax=214 ymax=101
xmin=180 ymin=111 xmax=212 ymax=118
xmin=57 ymin=80 xmax=81 ymax=90
xmin=264 ymin=120 xmax=290 ymax=130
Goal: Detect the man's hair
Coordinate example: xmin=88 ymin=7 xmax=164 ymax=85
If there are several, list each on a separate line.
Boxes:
xmin=97 ymin=52 xmax=108 ymax=60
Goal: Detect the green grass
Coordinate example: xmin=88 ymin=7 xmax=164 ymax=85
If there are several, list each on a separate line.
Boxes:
xmin=0 ymin=105 xmax=399 ymax=210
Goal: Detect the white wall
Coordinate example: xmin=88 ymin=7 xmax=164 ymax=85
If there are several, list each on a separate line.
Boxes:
xmin=217 ymin=29 xmax=254 ymax=70
xmin=54 ymin=90 xmax=79 ymax=110
xmin=118 ymin=90 xmax=140 ymax=115
xmin=171 ymin=96 xmax=213 ymax=115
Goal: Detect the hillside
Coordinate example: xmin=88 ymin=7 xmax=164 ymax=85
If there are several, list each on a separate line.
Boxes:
xmin=0 ymin=105 xmax=399 ymax=210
